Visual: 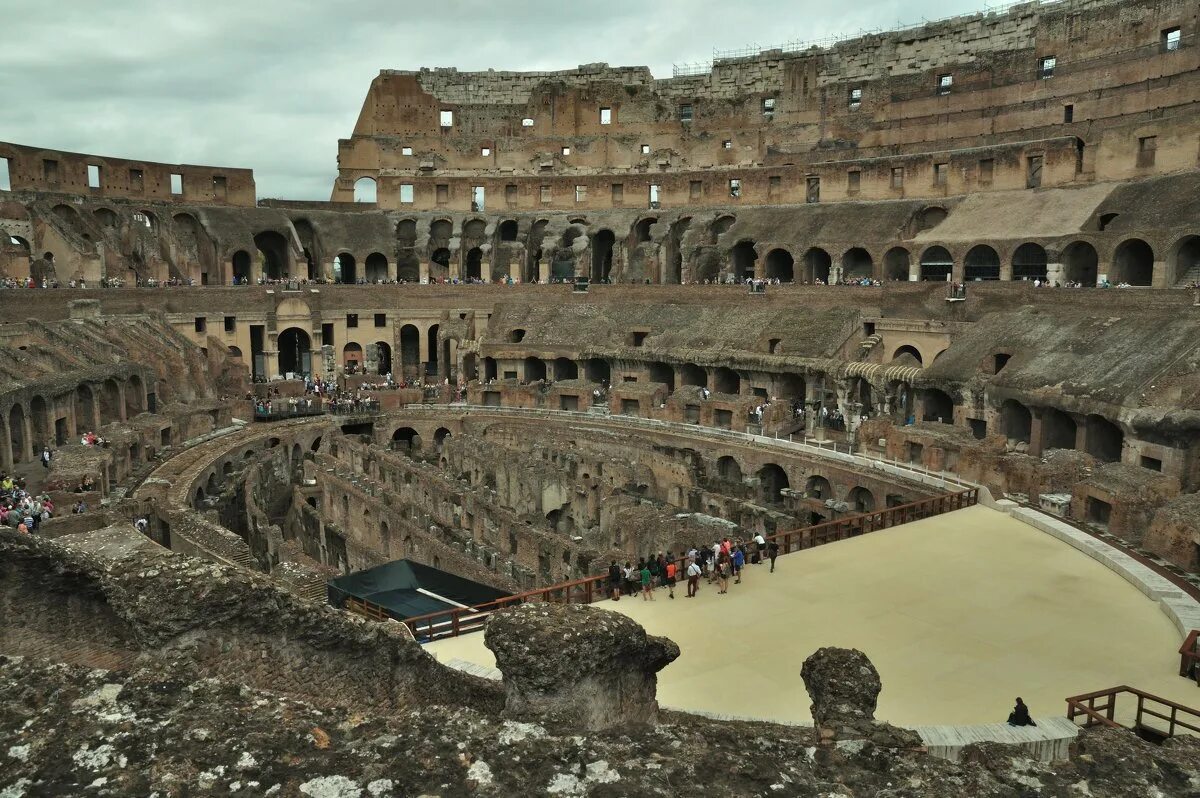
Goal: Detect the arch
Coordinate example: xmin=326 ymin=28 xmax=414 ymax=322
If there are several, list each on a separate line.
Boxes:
xmin=333 ymin=252 xmax=357 ymax=284
xmin=1085 ymin=415 xmax=1123 ymax=463
xmin=920 ymin=389 xmax=954 ymax=423
xmin=679 ymin=363 xmax=707 ymax=388
xmin=8 ymin=404 xmax=25 ymax=463
xmin=758 ymin=463 xmax=790 ymax=504
xmin=1111 ymin=238 xmax=1154 ymax=286
xmin=635 ymin=217 xmax=656 ymax=243
xmin=293 ymin=219 xmax=320 ymax=280
xmin=429 ymin=248 xmax=451 ymax=281
xmin=713 ymin=366 xmax=740 ymax=394
xmin=193 ymin=486 xmax=206 ymax=509
xmin=29 ymin=395 xmax=48 ymax=445
xmin=1011 ymin=243 xmax=1048 ymax=281
xmin=278 ymin=327 xmax=312 ymax=378
xmin=524 ymin=356 xmax=547 ymax=382
xmin=126 ymin=373 xmax=145 ymax=415
xmin=805 ymin=475 xmax=832 ymax=500
xmin=711 ymin=215 xmax=736 ymax=239
xmin=482 ymin=357 xmax=497 ymax=382
xmin=583 ymin=358 xmax=610 ymax=384
xmin=342 ymin=342 xmax=363 ymax=371
xmin=365 ymin=252 xmax=389 ymax=283
xmin=964 ymin=245 xmax=1000 ymax=281
xmin=464 ymin=247 xmax=483 ymax=281
xmin=253 ymin=231 xmax=289 ymax=280
xmin=1062 ymin=241 xmax=1098 ymax=286
xmin=353 ymin=176 xmax=377 ymax=203
xmin=764 ymin=248 xmax=794 ymax=281
xmin=552 ymin=358 xmax=578 ymax=380
xmin=391 ymin=427 xmax=420 ymax=452
xmin=802 ymin=248 xmax=832 ymax=283
xmin=1041 ymin=407 xmax=1077 ymax=451
xmin=1001 ymin=399 xmax=1032 ymax=443
xmin=591 ymin=230 xmax=615 ymax=282
xmin=1169 ymin=235 xmax=1200 ymax=285
xmin=93 ymin=207 xmax=119 ymax=228
xmin=462 ymin=353 xmax=478 ymax=382
xmin=74 ymin=384 xmax=97 ymax=432
xmin=399 ymin=325 xmax=420 ymax=374
xmin=914 ymin=206 xmax=947 ymax=233
xmin=434 ymin=427 xmax=452 ymax=448
xmin=732 ymin=240 xmax=758 ymax=280
xmin=426 ymin=325 xmax=440 ymax=374
xmin=883 ymin=247 xmax=911 ymax=281
xmin=101 ymin=378 xmax=122 ymax=422
xmin=647 ymin=361 xmax=675 ymax=391
xmin=846 ymin=486 xmax=875 ymax=513
xmin=231 ymin=250 xmax=252 ymax=283
xmin=891 ymin=345 xmax=923 ymax=366
xmin=374 ymin=341 xmax=392 ymax=375
xmin=919 ymin=246 xmax=953 ymax=281
xmin=716 ymin=455 xmax=742 ymax=482
xmin=499 ymin=220 xmax=518 ymax=241
xmin=842 ymin=247 xmax=873 ymax=279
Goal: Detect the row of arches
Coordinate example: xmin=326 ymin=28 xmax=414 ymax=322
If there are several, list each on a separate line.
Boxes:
xmin=714 ymin=456 xmax=879 ymax=513
xmin=277 ymin=324 xmax=441 ymax=378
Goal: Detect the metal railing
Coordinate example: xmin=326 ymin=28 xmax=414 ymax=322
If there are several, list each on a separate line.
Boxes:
xmin=1065 ymin=686 xmax=1200 ymax=740
xmin=1180 ymin=629 xmax=1200 ymax=682
xmin=394 ymin=486 xmax=977 ymax=641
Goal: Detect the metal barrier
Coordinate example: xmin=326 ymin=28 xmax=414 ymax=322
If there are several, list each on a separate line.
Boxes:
xmin=394 ymin=486 xmax=978 ymax=641
xmin=1066 ymin=686 xmax=1200 ymax=740
xmin=1180 ymin=629 xmax=1200 ymax=682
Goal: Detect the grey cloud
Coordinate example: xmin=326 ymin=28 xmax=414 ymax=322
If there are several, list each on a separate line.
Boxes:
xmin=0 ymin=0 xmax=984 ymax=199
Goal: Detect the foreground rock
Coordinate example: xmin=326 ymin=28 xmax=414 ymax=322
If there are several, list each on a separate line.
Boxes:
xmin=484 ymin=602 xmax=680 ymax=730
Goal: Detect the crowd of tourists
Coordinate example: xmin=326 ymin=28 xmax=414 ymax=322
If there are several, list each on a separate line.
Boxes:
xmin=1 ymin=470 xmax=57 ymax=533
xmin=607 ymin=533 xmax=781 ymax=602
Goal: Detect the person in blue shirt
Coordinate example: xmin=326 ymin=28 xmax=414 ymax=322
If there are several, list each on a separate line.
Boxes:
xmin=731 ymin=546 xmax=745 ymax=584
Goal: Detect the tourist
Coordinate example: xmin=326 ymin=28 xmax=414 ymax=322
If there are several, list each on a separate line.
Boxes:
xmin=623 ymin=561 xmax=639 ymax=596
xmin=640 ymin=560 xmax=654 ymax=601
xmin=686 ymin=558 xmax=701 ymax=597
xmin=768 ymin=539 xmax=780 ymax=572
xmin=608 ymin=560 xmax=622 ymax=601
xmin=753 ymin=531 xmax=766 ymax=563
xmin=731 ymin=544 xmax=745 ymax=584
xmin=1007 ymin=698 xmax=1036 ymax=727
xmin=715 ymin=552 xmax=731 ymax=594
xmin=40 ymin=447 xmax=51 ymax=469
xmin=664 ymin=557 xmax=676 ymax=599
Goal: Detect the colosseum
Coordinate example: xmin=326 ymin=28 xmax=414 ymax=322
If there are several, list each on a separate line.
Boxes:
xmin=3 ymin=0 xmax=1200 ymax=794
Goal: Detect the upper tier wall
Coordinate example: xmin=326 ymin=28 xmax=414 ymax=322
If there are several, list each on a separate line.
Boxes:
xmin=333 ymin=0 xmax=1200 ymax=209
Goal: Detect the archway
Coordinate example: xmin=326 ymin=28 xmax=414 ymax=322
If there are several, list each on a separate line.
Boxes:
xmin=583 ymin=358 xmax=610 ymax=384
xmin=920 ymin=389 xmax=954 ymax=423
xmin=524 ymin=357 xmax=547 ymax=382
xmin=499 ymin=220 xmax=518 ymax=241
xmin=1012 ymin=243 xmax=1048 ymax=281
xmin=891 ymin=345 xmax=923 ymax=366
xmin=465 ymin=247 xmax=483 ymax=281
xmin=883 ymin=247 xmax=911 ymax=281
xmin=648 ymin=362 xmax=675 ymax=391
xmin=1170 ymin=235 xmax=1200 ymax=285
xmin=365 ymin=252 xmax=389 ymax=283
xmin=764 ymin=248 xmax=794 ymax=281
xmin=679 ymin=363 xmax=707 ymax=388
xmin=920 ymin=246 xmax=953 ymax=281
xmin=591 ymin=230 xmax=615 ymax=282
xmin=231 ymin=250 xmax=252 ymax=283
xmin=1085 ymin=415 xmax=1123 ymax=463
xmin=74 ymin=384 xmax=97 ymax=433
xmin=334 ymin=253 xmax=357 ymax=284
xmin=842 ymin=247 xmax=873 ymax=280
xmin=1041 ymin=407 xmax=1077 ymax=451
xmin=430 ymin=248 xmax=451 ymax=281
xmin=803 ymin=248 xmax=832 ymax=283
xmin=846 ymin=486 xmax=875 ymax=513
xmin=375 ymin=341 xmax=392 ymax=375
xmin=1062 ymin=241 xmax=1098 ymax=286
xmin=353 ymin=177 xmax=377 ymax=203
xmin=391 ymin=427 xmax=420 ymax=452
xmin=1001 ymin=400 xmax=1032 ymax=443
xmin=758 ymin=464 xmax=789 ymax=504
xmin=253 ymin=231 xmax=289 ymax=280
xmin=552 ymin=358 xmax=578 ymax=380
xmin=635 ymin=217 xmax=656 ymax=243
xmin=1111 ymin=239 xmax=1154 ymax=286
xmin=101 ymin=378 xmax=122 ymax=422
xmin=732 ymin=241 xmax=757 ymax=281
xmin=278 ymin=328 xmax=312 ymax=378
xmin=805 ymin=475 xmax=832 ymax=500
xmin=426 ymin=325 xmax=440 ymax=375
xmin=713 ymin=367 xmax=740 ymax=394
xmin=29 ymin=395 xmax=49 ymax=445
xmin=342 ymin=343 xmax=363 ymax=372
xmin=964 ymin=245 xmax=1000 ymax=281
xmin=399 ymin=325 xmax=420 ymax=374
xmin=434 ymin=427 xmax=452 ymax=448
xmin=126 ymin=374 xmax=144 ymax=416
xmin=8 ymin=404 xmax=25 ymax=463
xmin=716 ymin=456 xmax=742 ymax=482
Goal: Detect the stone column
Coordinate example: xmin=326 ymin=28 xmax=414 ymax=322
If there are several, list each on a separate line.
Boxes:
xmin=0 ymin=412 xmax=12 ymax=470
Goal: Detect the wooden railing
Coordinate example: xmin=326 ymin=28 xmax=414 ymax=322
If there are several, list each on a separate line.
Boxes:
xmin=1066 ymin=686 xmax=1200 ymax=739
xmin=1180 ymin=629 xmax=1200 ymax=682
xmin=383 ymin=487 xmax=978 ymax=641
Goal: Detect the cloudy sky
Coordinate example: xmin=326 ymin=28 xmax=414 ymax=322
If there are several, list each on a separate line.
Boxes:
xmin=2 ymin=0 xmax=985 ymax=200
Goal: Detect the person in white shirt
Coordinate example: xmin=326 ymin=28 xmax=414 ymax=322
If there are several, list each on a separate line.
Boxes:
xmin=686 ymin=560 xmax=702 ymax=597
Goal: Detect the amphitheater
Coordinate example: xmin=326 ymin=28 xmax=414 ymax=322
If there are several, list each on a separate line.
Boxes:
xmin=3 ymin=0 xmax=1200 ymax=794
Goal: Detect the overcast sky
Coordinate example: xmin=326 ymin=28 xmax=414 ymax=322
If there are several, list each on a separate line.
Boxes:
xmin=2 ymin=0 xmax=986 ymax=200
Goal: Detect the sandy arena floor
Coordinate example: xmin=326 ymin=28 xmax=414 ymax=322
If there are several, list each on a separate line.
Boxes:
xmin=426 ymin=505 xmax=1197 ymax=726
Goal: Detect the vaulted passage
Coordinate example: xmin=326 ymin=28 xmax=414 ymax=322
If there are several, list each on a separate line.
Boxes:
xmin=920 ymin=247 xmax=953 ymax=281
xmin=1111 ymin=239 xmax=1153 ymax=286
xmin=764 ymin=249 xmax=794 ymax=281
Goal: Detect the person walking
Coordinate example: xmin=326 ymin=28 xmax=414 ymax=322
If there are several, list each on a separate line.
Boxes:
xmin=664 ymin=558 xmax=676 ymax=599
xmin=768 ymin=539 xmax=780 ymax=572
xmin=40 ymin=447 xmax=51 ymax=469
xmin=640 ymin=561 xmax=655 ymax=601
xmin=608 ymin=560 xmax=622 ymax=601
xmin=686 ymin=558 xmax=701 ymax=597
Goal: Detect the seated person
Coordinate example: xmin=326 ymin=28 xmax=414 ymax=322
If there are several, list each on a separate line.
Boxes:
xmin=1007 ymin=697 xmax=1036 ymax=727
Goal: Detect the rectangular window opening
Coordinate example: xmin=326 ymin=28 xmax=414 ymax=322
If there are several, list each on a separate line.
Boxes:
xmin=224 ymin=316 xmax=236 ymax=333
xmin=1038 ymin=55 xmax=1056 ymax=79
xmin=847 ymin=170 xmax=861 ymax=194
xmin=346 ymin=314 xmax=358 ymax=328
xmin=934 ymin=162 xmax=949 ymax=186
xmin=521 ymin=118 xmax=535 ymax=127
xmin=649 ymin=184 xmax=661 ymax=208
xmin=1140 ymin=455 xmax=1163 ymax=472
xmin=690 ymin=180 xmax=703 ymax=200
xmin=170 ymin=173 xmax=183 ymax=195
xmin=762 ymin=97 xmax=776 ymax=114
xmin=471 ymin=185 xmax=485 ymax=212
xmin=891 ymin=167 xmax=905 ymax=189
xmin=561 ymin=146 xmax=571 ymax=156
xmin=849 ymin=87 xmax=862 ymax=109
xmin=401 ymin=146 xmax=413 ymax=156
xmin=399 ymin=184 xmax=414 ymax=204
xmin=505 ymin=184 xmax=518 ymax=205
xmin=575 ymin=184 xmax=587 ymax=203
xmin=194 ymin=317 xmax=206 ymax=333
xmin=129 ymin=168 xmax=143 ymax=192
xmin=679 ymin=103 xmax=693 ymax=122
xmin=436 ymin=184 xmax=449 ymax=205
xmin=937 ymin=74 xmax=953 ymax=95
xmin=1138 ymin=135 xmax=1157 ymax=168
xmin=43 ymin=159 xmax=58 ymax=182
xmin=1162 ymin=27 xmax=1181 ymax=52
xmin=729 ymin=178 xmax=741 ymax=198
xmin=212 ymin=175 xmax=227 ymax=197
xmin=374 ymin=313 xmax=387 ymax=328
xmin=439 ymin=110 xmax=454 ymax=127
xmin=540 ymin=185 xmax=551 ymax=204
xmin=481 ymin=147 xmax=491 ymax=157
xmin=768 ymin=175 xmax=781 ymax=197
xmin=599 ymin=107 xmax=612 ymax=125
xmin=640 ymin=144 xmax=651 ymax=154
xmin=805 ymin=176 xmax=820 ymax=204
xmin=1064 ymin=104 xmax=1074 ymax=123
xmin=87 ymin=164 xmax=101 ymax=189
xmin=722 ymin=139 xmax=732 ymax=149
xmin=0 ymin=157 xmax=9 ymax=191
xmin=1026 ymin=155 xmax=1043 ymax=189
xmin=979 ymin=158 xmax=994 ymax=185
xmin=611 ymin=183 xmax=624 ymax=204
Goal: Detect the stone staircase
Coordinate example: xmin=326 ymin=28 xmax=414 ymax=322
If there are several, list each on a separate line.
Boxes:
xmin=1176 ymin=263 xmax=1200 ymax=286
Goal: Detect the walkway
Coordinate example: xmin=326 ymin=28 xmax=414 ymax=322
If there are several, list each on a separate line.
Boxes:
xmin=427 ymin=504 xmax=1197 ymax=727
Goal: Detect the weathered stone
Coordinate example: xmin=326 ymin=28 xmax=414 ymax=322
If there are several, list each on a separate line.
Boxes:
xmin=484 ymin=603 xmax=679 ymax=730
